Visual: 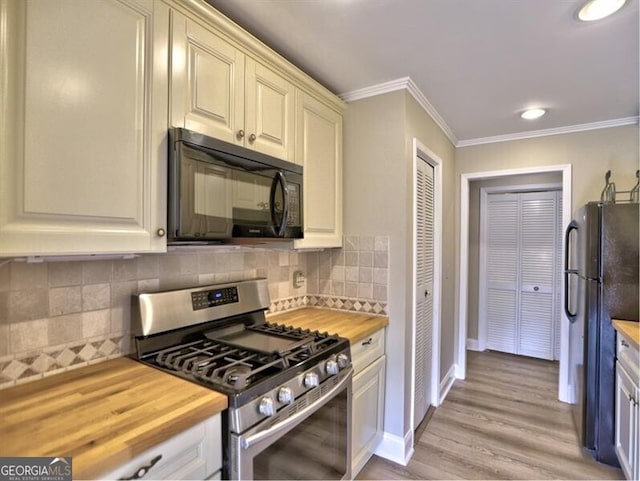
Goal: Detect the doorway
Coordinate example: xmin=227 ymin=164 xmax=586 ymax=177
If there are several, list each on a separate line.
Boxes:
xmin=479 ymin=187 xmax=562 ymax=360
xmin=457 ymin=164 xmax=573 ymax=403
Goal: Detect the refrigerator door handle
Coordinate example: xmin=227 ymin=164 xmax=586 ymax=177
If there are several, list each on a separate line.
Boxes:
xmin=564 ymin=220 xmax=579 ymax=322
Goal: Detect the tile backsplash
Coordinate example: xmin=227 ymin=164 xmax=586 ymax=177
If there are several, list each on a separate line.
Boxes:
xmin=0 ymin=236 xmax=388 ymax=388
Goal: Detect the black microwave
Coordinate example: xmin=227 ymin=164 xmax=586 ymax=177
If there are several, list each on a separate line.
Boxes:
xmin=168 ymin=128 xmax=303 ymax=243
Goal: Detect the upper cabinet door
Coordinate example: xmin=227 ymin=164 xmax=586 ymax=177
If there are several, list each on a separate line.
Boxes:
xmin=294 ymin=92 xmax=343 ymax=249
xmin=0 ymin=0 xmax=169 ymax=256
xmin=244 ymin=58 xmax=295 ymax=161
xmin=170 ymin=11 xmax=245 ymax=144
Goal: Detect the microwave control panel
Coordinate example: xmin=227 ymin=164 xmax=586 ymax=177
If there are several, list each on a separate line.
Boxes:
xmin=191 ymin=287 xmax=239 ymax=310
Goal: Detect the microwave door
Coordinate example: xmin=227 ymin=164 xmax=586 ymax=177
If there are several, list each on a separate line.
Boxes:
xmin=180 ymin=159 xmax=233 ymax=239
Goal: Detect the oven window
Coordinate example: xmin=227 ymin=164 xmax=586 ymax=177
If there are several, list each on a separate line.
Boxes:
xmin=253 ymin=389 xmax=349 ymax=479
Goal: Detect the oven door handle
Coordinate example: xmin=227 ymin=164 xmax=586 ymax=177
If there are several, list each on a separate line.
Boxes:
xmin=240 ymin=368 xmax=353 ymax=450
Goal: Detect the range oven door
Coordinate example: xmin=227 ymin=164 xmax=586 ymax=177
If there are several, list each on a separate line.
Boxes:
xmin=229 ymin=369 xmax=352 ymax=480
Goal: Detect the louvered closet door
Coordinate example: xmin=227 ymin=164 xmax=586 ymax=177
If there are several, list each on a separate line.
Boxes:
xmin=485 ymin=193 xmax=519 ymax=354
xmin=519 ymin=191 xmax=557 ymax=360
xmin=484 ymin=190 xmax=560 ymax=360
xmin=414 ymin=158 xmax=434 ymax=429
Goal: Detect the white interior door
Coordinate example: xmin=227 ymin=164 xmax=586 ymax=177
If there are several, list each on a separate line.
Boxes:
xmin=414 ymin=158 xmax=434 ymax=429
xmin=485 ymin=193 xmax=519 ymax=354
xmin=483 ymin=190 xmax=561 ymax=361
xmin=519 ymin=191 xmax=557 ymax=360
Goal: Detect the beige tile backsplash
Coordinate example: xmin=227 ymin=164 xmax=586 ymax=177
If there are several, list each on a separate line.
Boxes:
xmin=0 ymin=236 xmax=388 ymax=388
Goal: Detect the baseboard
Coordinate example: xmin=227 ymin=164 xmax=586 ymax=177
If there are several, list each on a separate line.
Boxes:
xmin=439 ymin=363 xmax=456 ymax=404
xmin=466 ymin=338 xmax=479 ymax=351
xmin=564 ymin=384 xmax=575 ymax=404
xmin=374 ymin=430 xmax=415 ymax=466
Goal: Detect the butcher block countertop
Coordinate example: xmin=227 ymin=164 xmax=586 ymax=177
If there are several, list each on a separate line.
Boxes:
xmin=0 ymin=357 xmax=227 ymax=480
xmin=268 ymin=307 xmax=389 ymax=343
xmin=613 ymin=319 xmax=640 ymax=350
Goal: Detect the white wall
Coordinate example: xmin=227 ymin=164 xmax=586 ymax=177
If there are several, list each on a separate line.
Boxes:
xmin=456 ymin=125 xmax=639 ymax=208
xmin=344 ymin=91 xmax=407 ymax=440
xmin=343 ymin=90 xmax=456 ymax=453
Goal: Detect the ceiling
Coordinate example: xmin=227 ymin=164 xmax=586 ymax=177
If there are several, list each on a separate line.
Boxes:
xmin=207 ymin=0 xmax=639 ymax=146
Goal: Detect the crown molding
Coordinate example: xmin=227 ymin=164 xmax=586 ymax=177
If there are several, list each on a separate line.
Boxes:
xmin=340 ymin=78 xmax=638 ymax=148
xmin=457 ymin=116 xmax=640 ymax=147
xmin=339 ymin=77 xmax=458 ymax=145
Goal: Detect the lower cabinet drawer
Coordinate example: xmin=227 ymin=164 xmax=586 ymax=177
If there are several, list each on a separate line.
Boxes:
xmin=617 ymin=334 xmax=640 ymax=378
xmin=351 ymin=329 xmax=385 ymax=374
xmin=100 ymin=415 xmax=221 ymax=480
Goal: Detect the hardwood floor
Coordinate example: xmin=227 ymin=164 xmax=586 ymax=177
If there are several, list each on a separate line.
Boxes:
xmin=357 ymin=350 xmax=624 ymax=480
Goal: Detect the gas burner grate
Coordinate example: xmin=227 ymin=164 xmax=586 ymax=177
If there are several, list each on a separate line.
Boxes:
xmin=143 ymin=321 xmax=346 ymax=391
xmin=152 ymin=338 xmax=290 ymax=389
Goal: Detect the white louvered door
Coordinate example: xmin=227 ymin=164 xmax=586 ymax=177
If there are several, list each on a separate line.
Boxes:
xmin=519 ymin=192 xmax=557 ymax=359
xmin=484 ymin=190 xmax=561 ymax=361
xmin=485 ymin=194 xmax=519 ymax=354
xmin=414 ymin=158 xmax=434 ymax=429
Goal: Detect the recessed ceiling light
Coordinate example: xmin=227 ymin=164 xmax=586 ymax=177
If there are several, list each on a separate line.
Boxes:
xmin=521 ymin=108 xmax=546 ymax=120
xmin=578 ymin=0 xmax=626 ymax=21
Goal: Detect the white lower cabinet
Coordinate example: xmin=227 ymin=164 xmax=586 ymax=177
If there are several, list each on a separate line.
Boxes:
xmin=351 ymin=328 xmax=386 ymax=478
xmin=615 ymin=333 xmax=639 ymax=480
xmin=100 ymin=415 xmax=222 ymax=481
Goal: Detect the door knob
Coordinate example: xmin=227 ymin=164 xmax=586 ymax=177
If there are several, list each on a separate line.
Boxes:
xmin=248 ymin=133 xmax=256 ymax=143
xmin=533 ymin=286 xmax=539 ymax=292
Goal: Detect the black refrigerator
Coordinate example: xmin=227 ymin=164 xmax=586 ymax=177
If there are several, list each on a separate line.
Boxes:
xmin=564 ymin=202 xmax=639 ymax=466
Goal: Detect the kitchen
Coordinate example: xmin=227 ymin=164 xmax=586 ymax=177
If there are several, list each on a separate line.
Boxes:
xmin=0 ymin=0 xmax=638 ymax=480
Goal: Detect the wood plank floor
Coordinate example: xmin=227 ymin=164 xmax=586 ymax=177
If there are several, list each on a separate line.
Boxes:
xmin=357 ymin=350 xmax=624 ymax=480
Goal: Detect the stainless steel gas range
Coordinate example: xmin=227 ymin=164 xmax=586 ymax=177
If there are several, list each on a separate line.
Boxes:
xmin=131 ymin=279 xmax=352 ymax=480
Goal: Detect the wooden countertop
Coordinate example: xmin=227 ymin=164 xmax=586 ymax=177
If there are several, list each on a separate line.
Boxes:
xmin=0 ymin=357 xmax=227 ymax=480
xmin=268 ymin=307 xmax=389 ymax=343
xmin=613 ymin=320 xmax=640 ymax=350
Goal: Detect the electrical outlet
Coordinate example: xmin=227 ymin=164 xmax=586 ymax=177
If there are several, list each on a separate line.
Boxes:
xmin=293 ymin=270 xmax=305 ymax=288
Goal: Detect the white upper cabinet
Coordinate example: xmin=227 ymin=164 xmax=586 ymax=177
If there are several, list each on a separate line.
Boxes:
xmin=170 ymin=11 xmax=295 ymax=162
xmin=170 ymin=11 xmax=245 ymax=145
xmin=294 ymin=92 xmax=343 ymax=248
xmin=0 ymin=0 xmax=169 ymax=256
xmin=244 ymin=58 xmax=296 ymax=161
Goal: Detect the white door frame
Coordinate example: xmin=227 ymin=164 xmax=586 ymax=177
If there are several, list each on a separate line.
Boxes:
xmin=457 ymin=164 xmax=572 ymax=403
xmin=411 ymin=138 xmax=443 ymax=436
xmin=478 ymin=182 xmax=562 ymax=352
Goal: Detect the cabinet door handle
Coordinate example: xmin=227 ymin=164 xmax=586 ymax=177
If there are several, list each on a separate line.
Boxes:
xmin=237 ymin=129 xmax=245 ymax=140
xmin=248 ymin=133 xmax=256 ymax=143
xmin=362 ymin=338 xmax=373 ymax=346
xmin=620 ymin=339 xmax=629 ymax=348
xmin=120 ymin=454 xmax=162 ymax=480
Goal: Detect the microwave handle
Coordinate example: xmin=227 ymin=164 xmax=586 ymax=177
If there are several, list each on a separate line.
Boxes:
xmin=270 ymin=171 xmax=289 ymax=237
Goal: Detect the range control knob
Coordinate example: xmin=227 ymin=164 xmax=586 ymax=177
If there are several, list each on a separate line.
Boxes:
xmin=278 ymin=387 xmax=294 ymax=405
xmin=258 ymin=397 xmax=275 ymax=417
xmin=337 ymin=353 xmax=350 ymax=369
xmin=304 ymin=372 xmax=319 ymax=388
xmin=325 ymin=359 xmax=339 ymax=376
